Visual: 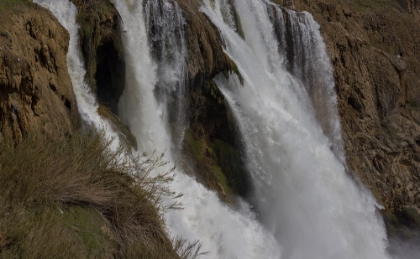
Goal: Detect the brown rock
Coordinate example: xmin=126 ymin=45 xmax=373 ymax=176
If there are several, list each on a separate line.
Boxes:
xmin=286 ymin=0 xmax=420 ymax=231
xmin=0 ymin=4 xmax=78 ymax=143
xmin=71 ymin=0 xmax=125 ymax=115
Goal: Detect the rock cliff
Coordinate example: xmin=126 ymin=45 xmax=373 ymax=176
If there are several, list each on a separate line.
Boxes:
xmin=154 ymin=0 xmax=250 ymax=201
xmin=3 ymin=0 xmax=420 ymax=245
xmin=71 ymin=0 xmax=125 ymax=115
xmin=177 ymin=0 xmax=250 ymax=201
xmin=0 ymin=3 xmax=184 ymax=258
xmin=0 ymin=3 xmax=78 ymax=143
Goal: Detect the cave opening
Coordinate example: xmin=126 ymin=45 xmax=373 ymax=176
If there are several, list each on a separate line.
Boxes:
xmin=95 ymin=41 xmax=125 ymax=115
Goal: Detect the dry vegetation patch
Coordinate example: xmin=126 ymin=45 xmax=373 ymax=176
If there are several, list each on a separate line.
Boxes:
xmin=0 ymin=131 xmax=201 ymax=258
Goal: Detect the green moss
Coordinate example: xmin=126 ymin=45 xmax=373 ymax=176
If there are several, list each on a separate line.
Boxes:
xmin=381 ymin=208 xmax=400 ymax=234
xmin=0 ymin=203 xmax=116 ymax=258
xmin=211 ymin=139 xmax=249 ymax=197
xmin=63 ymin=206 xmax=116 ymax=254
xmin=76 ymin=11 xmax=95 ymax=38
xmin=184 ymin=129 xmax=205 ymax=160
xmin=72 ymin=0 xmax=123 ymax=73
xmin=75 ymin=0 xmax=113 ymax=39
xmin=183 ymin=128 xmax=250 ymax=201
xmin=183 ymin=129 xmax=232 ymax=198
xmin=224 ymin=58 xmax=244 ymax=86
xmin=98 ymin=104 xmax=138 ymax=151
xmin=0 ymin=0 xmax=32 ymax=12
xmin=210 ymin=166 xmax=230 ymax=194
xmin=400 ymin=207 xmax=420 ymax=227
xmin=208 ymin=80 xmax=224 ymax=104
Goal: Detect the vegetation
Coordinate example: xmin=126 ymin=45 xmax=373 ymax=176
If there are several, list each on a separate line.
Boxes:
xmin=350 ymin=0 xmax=401 ymax=10
xmin=0 ymin=0 xmax=33 ymax=12
xmin=382 ymin=207 xmax=420 ymax=239
xmin=98 ymin=104 xmax=138 ymax=151
xmin=183 ymin=128 xmax=249 ymax=202
xmin=224 ymin=59 xmax=244 ymax=86
xmin=74 ymin=0 xmax=112 ymax=38
xmin=0 ymin=131 xmax=201 ymax=258
xmin=71 ymin=0 xmax=126 ymax=116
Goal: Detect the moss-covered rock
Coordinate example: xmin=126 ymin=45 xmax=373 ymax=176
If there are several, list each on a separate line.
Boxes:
xmin=398 ymin=207 xmax=420 ymax=227
xmin=71 ymin=0 xmax=125 ymax=115
xmin=98 ymin=104 xmax=138 ymax=151
xmin=183 ymin=127 xmax=250 ymax=203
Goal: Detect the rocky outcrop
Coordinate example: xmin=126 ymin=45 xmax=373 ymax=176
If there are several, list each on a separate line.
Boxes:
xmin=163 ymin=0 xmax=250 ymax=201
xmin=177 ymin=0 xmax=250 ymax=201
xmin=0 ymin=3 xmax=78 ymax=143
xmin=71 ymin=0 xmax=125 ymax=115
xmin=279 ymin=0 xmax=420 ymax=234
xmin=71 ymin=0 xmax=139 ymax=151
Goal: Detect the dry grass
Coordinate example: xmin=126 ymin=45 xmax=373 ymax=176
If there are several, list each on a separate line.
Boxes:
xmin=0 ymin=131 xmax=202 ymax=258
xmin=0 ymin=0 xmax=34 ymax=12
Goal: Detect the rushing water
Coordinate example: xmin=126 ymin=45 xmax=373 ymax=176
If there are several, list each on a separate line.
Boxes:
xmin=34 ymin=0 xmax=393 ymax=258
xmin=203 ymin=0 xmax=391 ymax=258
xmin=32 ymin=0 xmax=121 ymax=149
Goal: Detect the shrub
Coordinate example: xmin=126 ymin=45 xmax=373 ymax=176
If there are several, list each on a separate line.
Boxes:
xmin=0 ymin=130 xmax=201 ymax=258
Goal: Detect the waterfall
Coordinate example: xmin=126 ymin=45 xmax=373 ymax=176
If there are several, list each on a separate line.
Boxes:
xmin=144 ymin=0 xmax=188 ymax=148
xmin=103 ymin=0 xmax=283 ymax=258
xmin=32 ymin=0 xmax=120 ymax=150
xmin=203 ymin=0 xmax=391 ymax=258
xmin=33 ymin=0 xmax=393 ymax=258
xmin=267 ymin=5 xmax=344 ymax=158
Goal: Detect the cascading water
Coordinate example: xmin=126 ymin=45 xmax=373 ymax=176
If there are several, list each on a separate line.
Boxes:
xmin=33 ymin=0 xmax=395 ymax=258
xmin=32 ymin=0 xmax=120 ymax=149
xmin=32 ymin=1 xmax=280 ymax=258
xmin=109 ymin=0 xmax=282 ymax=258
xmin=267 ymin=5 xmax=343 ymax=158
xmin=144 ymin=0 xmax=188 ymax=148
xmin=203 ymin=0 xmax=391 ymax=258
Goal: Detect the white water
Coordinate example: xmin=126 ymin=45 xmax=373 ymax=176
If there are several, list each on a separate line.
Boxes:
xmin=33 ymin=0 xmax=121 ymax=150
xmin=110 ymin=0 xmax=282 ymax=258
xmin=34 ymin=0 xmax=393 ymax=258
xmin=143 ymin=0 xmax=188 ymax=148
xmin=203 ymin=0 xmax=391 ymax=258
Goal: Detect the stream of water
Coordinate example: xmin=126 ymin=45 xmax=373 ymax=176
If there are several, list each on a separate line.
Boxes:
xmin=34 ymin=0 xmax=392 ymax=258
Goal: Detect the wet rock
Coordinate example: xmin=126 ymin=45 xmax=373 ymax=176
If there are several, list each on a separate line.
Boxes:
xmin=290 ymin=0 xmax=420 ymax=234
xmin=71 ymin=0 xmax=125 ymax=115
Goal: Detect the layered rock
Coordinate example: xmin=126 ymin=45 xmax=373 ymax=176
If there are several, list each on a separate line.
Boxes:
xmin=0 ymin=3 xmax=78 ymax=143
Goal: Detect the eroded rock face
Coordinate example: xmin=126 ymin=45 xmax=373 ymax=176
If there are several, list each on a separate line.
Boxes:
xmin=276 ymin=0 xmax=420 ymax=233
xmin=71 ymin=0 xmax=125 ymax=115
xmin=0 ymin=4 xmax=78 ymax=143
xmin=174 ymin=0 xmax=250 ymax=201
